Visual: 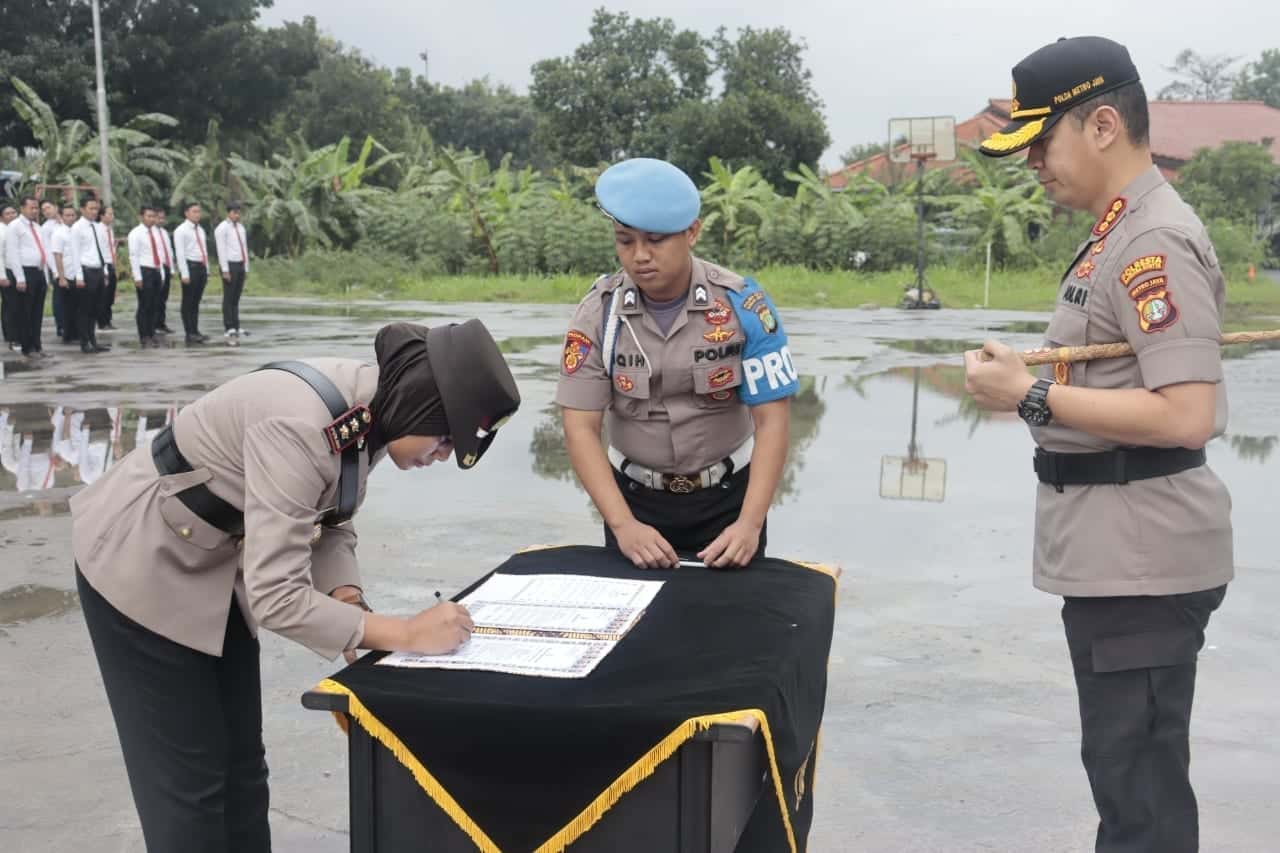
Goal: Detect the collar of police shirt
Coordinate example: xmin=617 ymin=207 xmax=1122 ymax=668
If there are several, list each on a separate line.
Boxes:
xmin=608 ymin=436 xmax=754 ymax=492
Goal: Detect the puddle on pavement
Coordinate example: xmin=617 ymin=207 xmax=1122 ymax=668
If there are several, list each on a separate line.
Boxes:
xmin=0 ymin=584 xmax=79 ymax=625
xmin=881 ymin=338 xmax=983 ymax=355
xmin=499 ymin=335 xmax=562 ymax=354
xmin=1222 ymin=338 xmax=1280 ymax=359
xmin=994 ymin=321 xmax=1049 ymax=334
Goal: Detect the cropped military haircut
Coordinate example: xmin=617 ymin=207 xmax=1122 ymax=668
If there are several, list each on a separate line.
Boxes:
xmin=1068 ymin=80 xmax=1150 ymax=147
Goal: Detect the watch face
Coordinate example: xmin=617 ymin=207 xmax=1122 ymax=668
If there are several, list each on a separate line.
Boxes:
xmin=1018 ymin=401 xmax=1051 ymax=427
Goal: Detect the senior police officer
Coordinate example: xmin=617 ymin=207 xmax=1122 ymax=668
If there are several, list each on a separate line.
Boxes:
xmin=557 ymin=158 xmax=799 ymax=570
xmin=72 ymin=320 xmax=520 ymax=853
xmin=963 ymin=37 xmax=1231 ymax=853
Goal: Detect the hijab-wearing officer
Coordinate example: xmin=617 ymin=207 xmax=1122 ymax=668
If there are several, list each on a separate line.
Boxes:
xmin=72 ymin=320 xmax=521 ymax=853
xmin=557 ymin=158 xmax=800 ymax=570
xmin=964 ymin=37 xmax=1232 ymax=853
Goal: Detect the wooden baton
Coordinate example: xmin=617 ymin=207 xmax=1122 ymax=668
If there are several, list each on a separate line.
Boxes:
xmin=1020 ymin=329 xmax=1280 ymax=366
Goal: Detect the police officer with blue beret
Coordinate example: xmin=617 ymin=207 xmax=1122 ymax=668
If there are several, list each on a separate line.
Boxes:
xmin=556 ymin=158 xmax=800 ymax=569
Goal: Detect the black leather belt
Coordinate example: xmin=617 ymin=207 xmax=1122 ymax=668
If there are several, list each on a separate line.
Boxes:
xmin=152 ymin=425 xmax=245 ymax=535
xmin=1034 ymin=446 xmax=1206 ymax=491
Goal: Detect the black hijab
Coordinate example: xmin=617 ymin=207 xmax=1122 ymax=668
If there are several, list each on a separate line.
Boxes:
xmin=367 ymin=323 xmax=450 ymax=457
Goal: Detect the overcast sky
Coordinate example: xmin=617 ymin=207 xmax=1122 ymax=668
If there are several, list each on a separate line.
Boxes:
xmin=260 ymin=0 xmax=1279 ymax=168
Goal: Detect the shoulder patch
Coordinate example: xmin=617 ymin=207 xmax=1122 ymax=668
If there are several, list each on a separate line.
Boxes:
xmin=563 ymin=331 xmax=592 ymax=374
xmin=699 ymin=259 xmax=745 ymax=291
xmin=1134 ymin=283 xmax=1178 ymax=333
xmin=324 ymin=405 xmax=374 ymax=453
xmin=1093 ymin=197 xmax=1127 ymax=237
xmin=1119 ymin=254 xmax=1165 ymax=286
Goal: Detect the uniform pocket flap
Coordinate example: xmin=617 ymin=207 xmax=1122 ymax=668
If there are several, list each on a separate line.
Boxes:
xmin=158 ymin=493 xmax=232 ymax=551
xmin=156 ymin=466 xmax=213 ymax=496
xmin=692 ymin=363 xmax=743 ymax=395
xmin=1044 ymin=308 xmax=1088 ymax=347
xmin=1092 ymin=629 xmax=1200 ymax=673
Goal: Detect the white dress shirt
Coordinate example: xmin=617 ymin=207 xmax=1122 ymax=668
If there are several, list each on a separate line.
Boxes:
xmin=67 ymin=217 xmax=108 ymax=280
xmin=42 ymin=219 xmax=64 ymax=278
xmin=173 ymin=220 xmax=210 ymax=279
xmin=6 ymin=215 xmax=49 ymax=284
xmin=0 ymin=222 xmax=7 ymax=271
xmin=214 ymin=219 xmax=250 ymax=273
xmin=128 ymin=223 xmax=162 ymax=281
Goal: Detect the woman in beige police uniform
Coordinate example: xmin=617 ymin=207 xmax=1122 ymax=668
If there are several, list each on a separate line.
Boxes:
xmin=72 ymin=321 xmax=520 ymax=853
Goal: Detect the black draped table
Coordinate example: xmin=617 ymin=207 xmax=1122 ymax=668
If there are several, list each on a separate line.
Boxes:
xmin=304 ymin=545 xmax=838 ymax=853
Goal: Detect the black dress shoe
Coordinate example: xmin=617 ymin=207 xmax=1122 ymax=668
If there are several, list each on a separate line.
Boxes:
xmin=157 ymin=324 xmax=173 ymax=334
xmin=185 ymin=335 xmax=204 ymax=345
xmin=81 ymin=341 xmax=94 ymax=354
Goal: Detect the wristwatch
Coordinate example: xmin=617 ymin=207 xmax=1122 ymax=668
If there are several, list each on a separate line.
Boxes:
xmin=1017 ymin=378 xmax=1055 ymax=426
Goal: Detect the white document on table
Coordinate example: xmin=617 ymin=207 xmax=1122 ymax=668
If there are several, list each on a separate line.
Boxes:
xmin=378 ymin=573 xmax=665 ymax=678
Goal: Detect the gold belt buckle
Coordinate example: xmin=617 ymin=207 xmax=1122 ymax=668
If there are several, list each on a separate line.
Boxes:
xmin=666 ymin=474 xmax=696 ymax=494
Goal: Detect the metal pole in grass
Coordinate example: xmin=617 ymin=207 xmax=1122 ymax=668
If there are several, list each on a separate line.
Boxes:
xmin=984 ymin=241 xmax=992 ymax=308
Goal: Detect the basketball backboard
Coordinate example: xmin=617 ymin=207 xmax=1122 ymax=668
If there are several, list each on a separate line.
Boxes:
xmin=888 ymin=116 xmax=957 ymax=163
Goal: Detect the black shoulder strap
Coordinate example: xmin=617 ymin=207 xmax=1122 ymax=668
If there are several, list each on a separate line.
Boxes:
xmin=257 ymin=361 xmax=359 ymax=526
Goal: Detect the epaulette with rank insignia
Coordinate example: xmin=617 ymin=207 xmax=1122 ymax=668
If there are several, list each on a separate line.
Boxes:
xmin=323 ymin=404 xmax=373 ymax=453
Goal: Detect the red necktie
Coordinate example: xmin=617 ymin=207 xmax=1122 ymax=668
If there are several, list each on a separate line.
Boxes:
xmin=148 ymin=228 xmax=160 ymax=267
xmin=196 ymin=227 xmax=207 ymax=265
xmin=30 ymin=222 xmax=47 ymax=268
xmin=160 ymin=230 xmax=171 ymax=267
xmin=235 ymin=224 xmax=246 ymax=264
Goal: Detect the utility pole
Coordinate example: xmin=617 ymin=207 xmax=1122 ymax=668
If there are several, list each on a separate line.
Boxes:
xmin=91 ymin=0 xmax=112 ymax=205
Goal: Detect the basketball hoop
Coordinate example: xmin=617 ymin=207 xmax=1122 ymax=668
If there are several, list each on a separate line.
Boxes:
xmin=888 ymin=116 xmax=957 ymax=309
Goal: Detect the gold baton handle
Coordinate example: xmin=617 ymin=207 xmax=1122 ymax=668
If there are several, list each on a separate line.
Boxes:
xmin=1020 ymin=329 xmax=1280 ymax=366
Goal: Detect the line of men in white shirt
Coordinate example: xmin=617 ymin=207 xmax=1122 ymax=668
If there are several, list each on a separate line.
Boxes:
xmin=1 ymin=195 xmax=251 ymax=358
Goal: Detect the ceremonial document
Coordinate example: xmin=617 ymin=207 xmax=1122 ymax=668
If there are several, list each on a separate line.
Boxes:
xmin=378 ymin=574 xmax=665 ymax=678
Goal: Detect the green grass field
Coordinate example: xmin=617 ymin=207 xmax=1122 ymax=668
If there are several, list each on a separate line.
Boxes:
xmin=246 ymin=260 xmax=1280 ymax=332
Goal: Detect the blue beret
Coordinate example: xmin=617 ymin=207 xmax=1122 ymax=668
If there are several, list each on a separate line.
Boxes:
xmin=595 ymin=158 xmax=701 ymax=234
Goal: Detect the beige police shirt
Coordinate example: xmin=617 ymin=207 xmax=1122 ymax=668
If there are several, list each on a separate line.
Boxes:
xmin=1031 ymin=165 xmax=1233 ymax=596
xmin=71 ymin=358 xmax=380 ymax=660
xmin=555 ymin=257 xmax=762 ymax=473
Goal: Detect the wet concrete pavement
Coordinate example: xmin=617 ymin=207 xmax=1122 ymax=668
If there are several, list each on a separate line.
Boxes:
xmin=1 ymin=297 xmax=1278 ymax=851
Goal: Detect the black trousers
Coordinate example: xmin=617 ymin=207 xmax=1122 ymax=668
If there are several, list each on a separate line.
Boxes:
xmin=182 ymin=262 xmax=209 ymax=335
xmin=222 ymin=262 xmax=245 ymax=331
xmin=603 ymin=464 xmax=767 ymax=559
xmin=1062 ymin=585 xmax=1227 ymax=853
xmin=17 ymin=266 xmax=47 ymax=354
xmin=154 ymin=267 xmax=172 ymax=330
xmin=77 ymin=568 xmax=271 ymax=853
xmin=1 ymin=269 xmax=17 ymax=343
xmin=76 ymin=267 xmax=105 ymax=345
xmin=136 ymin=267 xmax=162 ymax=341
xmin=52 ymin=273 xmax=68 ymax=338
xmin=99 ymin=264 xmax=117 ymax=328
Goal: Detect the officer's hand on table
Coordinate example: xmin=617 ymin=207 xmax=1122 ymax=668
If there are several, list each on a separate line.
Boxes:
xmin=964 ymin=340 xmax=1036 ymax=412
xmin=698 ymin=519 xmax=761 ymax=569
xmin=612 ymin=519 xmax=679 ymax=569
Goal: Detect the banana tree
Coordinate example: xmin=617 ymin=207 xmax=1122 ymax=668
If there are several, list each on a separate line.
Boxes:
xmin=700 ymin=157 xmax=776 ymax=264
xmin=939 ymin=147 xmax=1052 ymax=267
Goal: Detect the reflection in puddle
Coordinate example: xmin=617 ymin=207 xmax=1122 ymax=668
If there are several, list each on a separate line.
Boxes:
xmin=0 ymin=584 xmax=79 ymax=625
xmin=1222 ymin=339 xmax=1280 ymax=360
xmin=1 ymin=404 xmax=180 ymax=494
xmin=994 ymin=320 xmax=1049 ymax=335
xmin=0 ymin=497 xmax=72 ymax=521
xmin=881 ymin=338 xmax=983 ymax=355
xmin=1223 ymin=434 xmax=1278 ymax=464
xmin=499 ymin=335 xmax=562 ymax=355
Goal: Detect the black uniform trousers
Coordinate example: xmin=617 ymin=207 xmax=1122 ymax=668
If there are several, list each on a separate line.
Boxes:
xmin=99 ymin=263 xmax=117 ymax=328
xmin=603 ymin=464 xmax=767 ymax=559
xmin=1062 ymin=585 xmax=1227 ymax=853
xmin=77 ymin=568 xmax=271 ymax=853
xmin=75 ymin=267 xmax=105 ymax=346
xmin=154 ymin=267 xmax=172 ymax=331
xmin=222 ymin=261 xmax=246 ymax=331
xmin=17 ymin=266 xmax=48 ymax=355
xmin=136 ymin=267 xmax=163 ymax=341
xmin=1 ymin=269 xmax=17 ymax=344
xmin=182 ymin=262 xmax=209 ymax=336
xmin=52 ymin=272 xmax=68 ymax=338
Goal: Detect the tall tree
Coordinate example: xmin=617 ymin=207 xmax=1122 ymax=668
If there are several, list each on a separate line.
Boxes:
xmin=1157 ymin=49 xmax=1240 ymax=100
xmin=1176 ymin=140 xmax=1280 ymax=225
xmin=1233 ymin=48 xmax=1280 ymax=109
xmin=529 ymin=9 xmax=713 ymax=165
xmin=393 ymin=73 xmax=542 ymax=169
xmin=0 ymin=2 xmax=317 ymax=150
